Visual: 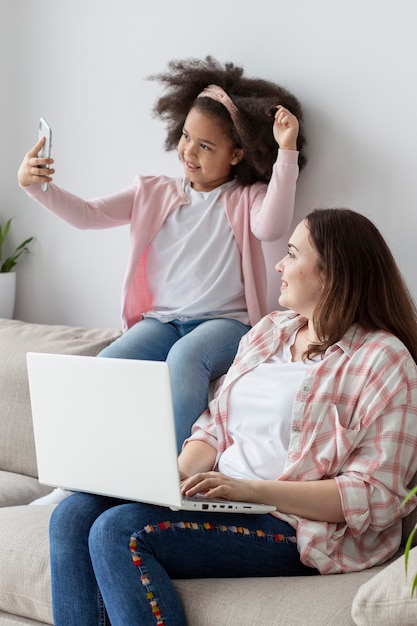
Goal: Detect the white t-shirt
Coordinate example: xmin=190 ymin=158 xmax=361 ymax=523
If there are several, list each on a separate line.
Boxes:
xmin=144 ymin=179 xmax=249 ymax=324
xmin=218 ymin=330 xmax=319 ymax=480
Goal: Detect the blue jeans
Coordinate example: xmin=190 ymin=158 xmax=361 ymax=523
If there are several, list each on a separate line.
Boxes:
xmin=98 ymin=318 xmax=250 ymax=451
xmin=50 ymin=493 xmax=317 ymax=626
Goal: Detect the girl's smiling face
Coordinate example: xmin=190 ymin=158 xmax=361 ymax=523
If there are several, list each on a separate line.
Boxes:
xmin=275 ymin=220 xmax=324 ymax=319
xmin=178 ymin=107 xmax=243 ymax=192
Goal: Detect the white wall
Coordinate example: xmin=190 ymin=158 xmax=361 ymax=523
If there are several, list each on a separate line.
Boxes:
xmin=2 ymin=0 xmax=417 ymax=328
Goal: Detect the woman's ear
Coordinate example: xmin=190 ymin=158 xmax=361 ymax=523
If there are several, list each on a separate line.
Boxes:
xmin=231 ymin=149 xmax=244 ymax=165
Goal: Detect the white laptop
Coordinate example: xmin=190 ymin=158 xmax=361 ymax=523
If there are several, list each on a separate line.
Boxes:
xmin=26 ymin=352 xmax=276 ymax=514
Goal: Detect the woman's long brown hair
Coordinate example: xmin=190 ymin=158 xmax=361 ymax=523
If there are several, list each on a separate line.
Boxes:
xmin=305 ymin=208 xmax=417 ymax=363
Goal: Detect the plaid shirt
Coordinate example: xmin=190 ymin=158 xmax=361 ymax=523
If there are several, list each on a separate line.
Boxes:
xmin=188 ymin=311 xmax=417 ymax=573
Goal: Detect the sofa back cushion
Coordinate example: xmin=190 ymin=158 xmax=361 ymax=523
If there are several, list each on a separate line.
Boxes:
xmin=0 ymin=319 xmax=121 ymax=478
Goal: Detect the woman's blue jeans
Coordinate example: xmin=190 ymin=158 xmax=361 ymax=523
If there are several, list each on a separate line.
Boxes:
xmin=50 ymin=492 xmax=317 ymax=626
xmin=98 ymin=318 xmax=250 ymax=450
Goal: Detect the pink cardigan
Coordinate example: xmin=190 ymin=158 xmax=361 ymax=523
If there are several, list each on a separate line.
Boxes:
xmin=24 ymin=150 xmax=299 ymax=330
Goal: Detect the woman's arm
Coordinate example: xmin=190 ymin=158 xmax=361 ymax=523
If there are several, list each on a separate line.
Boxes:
xmin=252 ymin=477 xmax=344 ymax=523
xmin=178 ymin=440 xmax=217 ymax=480
xmin=181 ymin=472 xmax=345 ymax=523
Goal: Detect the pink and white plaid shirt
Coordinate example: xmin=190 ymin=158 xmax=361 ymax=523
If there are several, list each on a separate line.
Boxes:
xmin=188 ymin=310 xmax=417 ymax=574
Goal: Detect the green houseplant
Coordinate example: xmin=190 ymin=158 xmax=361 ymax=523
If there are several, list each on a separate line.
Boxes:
xmin=0 ymin=218 xmax=34 ymax=273
xmin=403 ymin=484 xmax=417 ymax=596
xmin=0 ymin=217 xmax=34 ymax=319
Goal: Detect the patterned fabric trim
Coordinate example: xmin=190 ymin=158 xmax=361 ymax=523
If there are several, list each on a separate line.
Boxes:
xmin=129 ymin=520 xmax=296 ymax=625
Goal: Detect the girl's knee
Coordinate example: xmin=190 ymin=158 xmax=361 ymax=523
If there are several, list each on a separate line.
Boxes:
xmin=167 ymin=340 xmax=209 ymax=376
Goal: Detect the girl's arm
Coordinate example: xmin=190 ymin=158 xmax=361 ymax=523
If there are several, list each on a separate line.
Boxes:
xmin=249 ymin=106 xmax=300 ymax=241
xmin=18 ymin=140 xmax=135 ymax=229
xmin=250 ymin=149 xmax=299 ymax=241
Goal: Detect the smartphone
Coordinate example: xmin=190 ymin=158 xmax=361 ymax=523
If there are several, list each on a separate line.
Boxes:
xmin=38 ymin=117 xmax=52 ymax=191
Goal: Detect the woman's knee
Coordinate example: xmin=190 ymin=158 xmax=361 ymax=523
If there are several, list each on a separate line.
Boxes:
xmin=49 ymin=493 xmax=84 ymax=541
xmin=50 ymin=493 xmax=120 ymax=545
xmin=89 ymin=503 xmax=139 ymax=549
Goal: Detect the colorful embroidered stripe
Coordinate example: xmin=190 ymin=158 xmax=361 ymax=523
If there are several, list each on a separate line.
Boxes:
xmin=130 ymin=534 xmax=165 ymax=626
xmin=130 ymin=520 xmax=296 ymax=624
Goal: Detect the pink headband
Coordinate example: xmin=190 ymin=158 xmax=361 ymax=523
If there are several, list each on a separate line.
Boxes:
xmin=197 ymin=84 xmax=239 ymax=123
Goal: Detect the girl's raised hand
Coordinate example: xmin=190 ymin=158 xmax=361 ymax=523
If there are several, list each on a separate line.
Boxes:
xmin=17 ymin=138 xmax=55 ymax=187
xmin=271 ymin=105 xmax=299 ymax=152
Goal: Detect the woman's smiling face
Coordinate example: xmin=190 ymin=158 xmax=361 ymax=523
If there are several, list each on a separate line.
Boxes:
xmin=275 ymin=219 xmax=324 ymax=319
xmin=177 ymin=107 xmax=243 ymax=192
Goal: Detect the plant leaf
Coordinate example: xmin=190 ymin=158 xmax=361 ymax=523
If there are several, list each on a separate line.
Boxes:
xmin=402 ymin=484 xmax=417 ymax=507
xmin=401 ymin=486 xmax=417 ymax=597
xmin=412 ymin=574 xmax=417 ymax=598
xmin=404 ymin=524 xmax=417 ymax=575
xmin=0 ymin=218 xmax=34 ymax=273
xmin=0 ymin=218 xmax=13 ymax=259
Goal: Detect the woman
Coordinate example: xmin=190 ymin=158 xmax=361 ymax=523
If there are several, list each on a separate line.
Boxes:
xmin=49 ymin=208 xmax=417 ymax=625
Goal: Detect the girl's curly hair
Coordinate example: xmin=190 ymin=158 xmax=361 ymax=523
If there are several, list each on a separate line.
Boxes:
xmin=147 ymin=56 xmax=307 ymax=186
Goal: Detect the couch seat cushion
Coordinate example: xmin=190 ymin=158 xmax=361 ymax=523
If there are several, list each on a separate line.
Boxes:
xmin=0 ymin=503 xmax=402 ymax=626
xmin=0 ymin=505 xmax=54 ymax=624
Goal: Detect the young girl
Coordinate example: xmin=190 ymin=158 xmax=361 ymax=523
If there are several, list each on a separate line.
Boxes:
xmin=18 ymin=56 xmax=306 ymax=449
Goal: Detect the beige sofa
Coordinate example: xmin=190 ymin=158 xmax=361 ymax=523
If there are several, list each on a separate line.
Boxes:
xmin=0 ymin=317 xmax=417 ymax=626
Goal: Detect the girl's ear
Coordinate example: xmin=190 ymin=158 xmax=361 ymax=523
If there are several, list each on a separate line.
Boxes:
xmin=231 ymin=149 xmax=244 ymax=165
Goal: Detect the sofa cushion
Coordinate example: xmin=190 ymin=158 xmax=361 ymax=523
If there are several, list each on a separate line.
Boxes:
xmin=0 ymin=505 xmax=54 ymax=624
xmin=0 ymin=470 xmax=52 ymax=508
xmin=351 ymin=546 xmax=417 ymax=625
xmin=0 ymin=319 xmax=121 ymax=483
xmin=0 ymin=504 xmax=393 ymax=626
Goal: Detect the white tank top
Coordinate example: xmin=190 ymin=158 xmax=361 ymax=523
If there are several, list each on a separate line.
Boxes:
xmin=144 ymin=179 xmax=249 ymax=324
xmin=218 ymin=330 xmax=319 ymax=480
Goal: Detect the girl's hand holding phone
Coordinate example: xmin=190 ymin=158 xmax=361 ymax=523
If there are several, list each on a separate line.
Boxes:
xmin=18 ymin=137 xmax=55 ymax=188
